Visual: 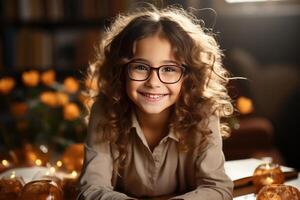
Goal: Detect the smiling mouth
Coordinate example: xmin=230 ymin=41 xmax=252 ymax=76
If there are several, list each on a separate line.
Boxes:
xmin=139 ymin=92 xmax=168 ymax=100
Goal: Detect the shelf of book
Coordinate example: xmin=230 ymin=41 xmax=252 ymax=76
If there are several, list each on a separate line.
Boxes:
xmin=0 ymin=0 xmax=132 ymax=73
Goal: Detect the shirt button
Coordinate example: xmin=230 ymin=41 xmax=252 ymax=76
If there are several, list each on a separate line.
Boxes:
xmin=153 ymin=155 xmax=160 ymax=163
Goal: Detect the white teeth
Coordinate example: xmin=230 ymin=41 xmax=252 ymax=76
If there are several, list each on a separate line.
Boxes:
xmin=142 ymin=93 xmax=165 ymax=99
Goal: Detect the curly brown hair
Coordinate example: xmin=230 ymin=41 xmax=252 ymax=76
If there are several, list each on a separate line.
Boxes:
xmin=85 ymin=5 xmax=233 ymax=166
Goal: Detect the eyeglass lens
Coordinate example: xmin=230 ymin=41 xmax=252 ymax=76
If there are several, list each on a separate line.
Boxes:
xmin=127 ymin=62 xmax=184 ymax=84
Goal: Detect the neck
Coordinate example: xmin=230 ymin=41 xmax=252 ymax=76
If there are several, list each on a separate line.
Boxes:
xmin=135 ymin=107 xmax=172 ymax=135
xmin=136 ymin=109 xmax=171 ymax=128
xmin=135 ymin=107 xmax=173 ymax=151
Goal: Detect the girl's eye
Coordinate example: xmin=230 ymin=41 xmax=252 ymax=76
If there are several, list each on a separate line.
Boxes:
xmin=161 ymin=66 xmax=178 ymax=72
xmin=133 ymin=64 xmax=149 ymax=71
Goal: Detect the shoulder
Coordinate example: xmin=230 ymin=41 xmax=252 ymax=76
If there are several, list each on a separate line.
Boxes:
xmin=189 ymin=115 xmax=221 ymax=149
xmin=197 ymin=115 xmax=220 ymax=136
xmin=207 ymin=115 xmax=221 ymax=138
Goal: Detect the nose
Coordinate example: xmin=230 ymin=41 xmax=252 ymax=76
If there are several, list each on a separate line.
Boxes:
xmin=145 ymin=69 xmax=161 ymax=87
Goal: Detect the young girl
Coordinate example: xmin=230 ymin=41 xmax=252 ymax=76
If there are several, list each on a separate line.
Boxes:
xmin=78 ymin=5 xmax=234 ymax=200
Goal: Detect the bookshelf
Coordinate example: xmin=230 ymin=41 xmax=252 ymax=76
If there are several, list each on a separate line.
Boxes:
xmin=0 ymin=0 xmax=131 ymax=75
xmin=0 ymin=0 xmax=205 ymax=74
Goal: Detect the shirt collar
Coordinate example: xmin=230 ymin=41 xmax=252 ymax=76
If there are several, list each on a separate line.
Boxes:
xmin=131 ymin=111 xmax=179 ymax=143
xmin=168 ymin=128 xmax=179 ymax=142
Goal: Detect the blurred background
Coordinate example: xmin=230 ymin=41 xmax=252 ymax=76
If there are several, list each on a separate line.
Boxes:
xmin=0 ymin=0 xmax=299 ymax=173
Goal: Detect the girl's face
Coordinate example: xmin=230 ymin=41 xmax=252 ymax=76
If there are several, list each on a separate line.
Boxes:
xmin=126 ymin=34 xmax=184 ymax=116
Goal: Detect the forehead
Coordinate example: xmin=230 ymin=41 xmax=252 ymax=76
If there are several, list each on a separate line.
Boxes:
xmin=132 ymin=34 xmax=178 ymax=63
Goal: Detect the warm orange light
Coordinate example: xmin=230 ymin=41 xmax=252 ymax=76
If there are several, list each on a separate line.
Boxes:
xmin=56 ymin=92 xmax=69 ymax=106
xmin=61 ymin=143 xmax=84 ymax=172
xmin=64 ymin=77 xmax=79 ymax=94
xmin=35 ymin=159 xmax=42 ymax=166
xmin=63 ymin=103 xmax=80 ymax=121
xmin=22 ymin=70 xmax=39 ymax=87
xmin=50 ymin=167 xmax=56 ymax=174
xmin=10 ymin=171 xmax=16 ymax=179
xmin=253 ymin=163 xmax=284 ymax=193
xmin=56 ymin=160 xmax=63 ymax=168
xmin=0 ymin=77 xmax=15 ymax=94
xmin=20 ymin=179 xmax=63 ymax=200
xmin=2 ymin=159 xmax=10 ymax=167
xmin=41 ymin=70 xmax=56 ymax=86
xmin=24 ymin=144 xmax=49 ymax=167
xmin=257 ymin=184 xmax=300 ymax=200
xmin=71 ymin=171 xmax=78 ymax=178
xmin=40 ymin=91 xmax=58 ymax=107
xmin=236 ymin=96 xmax=254 ymax=114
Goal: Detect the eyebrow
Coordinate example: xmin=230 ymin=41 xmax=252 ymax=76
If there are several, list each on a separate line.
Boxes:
xmin=131 ymin=58 xmax=179 ymax=65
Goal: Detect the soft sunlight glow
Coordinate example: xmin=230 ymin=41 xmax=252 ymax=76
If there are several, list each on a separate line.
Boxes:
xmin=10 ymin=171 xmax=16 ymax=179
xmin=226 ymin=0 xmax=281 ymax=3
xmin=71 ymin=170 xmax=78 ymax=178
xmin=1 ymin=159 xmax=10 ymax=167
xmin=56 ymin=160 xmax=63 ymax=167
xmin=35 ymin=159 xmax=42 ymax=166
xmin=50 ymin=167 xmax=56 ymax=173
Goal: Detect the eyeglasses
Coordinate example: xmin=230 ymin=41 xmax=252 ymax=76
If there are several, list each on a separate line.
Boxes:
xmin=126 ymin=61 xmax=186 ymax=84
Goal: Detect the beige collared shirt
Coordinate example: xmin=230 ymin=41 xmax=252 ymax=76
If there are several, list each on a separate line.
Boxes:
xmin=77 ymin=103 xmax=233 ymax=200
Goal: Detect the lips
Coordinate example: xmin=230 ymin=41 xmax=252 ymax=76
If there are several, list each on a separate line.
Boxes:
xmin=138 ymin=92 xmax=168 ymax=102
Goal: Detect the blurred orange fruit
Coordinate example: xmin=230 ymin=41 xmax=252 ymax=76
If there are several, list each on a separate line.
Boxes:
xmin=40 ymin=91 xmax=58 ymax=107
xmin=64 ymin=77 xmax=79 ymax=94
xmin=41 ymin=70 xmax=56 ymax=87
xmin=22 ymin=70 xmax=39 ymax=87
xmin=63 ymin=103 xmax=80 ymax=121
xmin=236 ymin=96 xmax=254 ymax=114
xmin=56 ymin=92 xmax=69 ymax=106
xmin=0 ymin=77 xmax=15 ymax=94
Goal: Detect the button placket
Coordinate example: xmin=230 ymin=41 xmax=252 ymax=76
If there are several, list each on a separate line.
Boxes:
xmin=152 ymin=147 xmax=160 ymax=160
xmin=146 ymin=155 xmax=155 ymax=189
xmin=149 ymin=144 xmax=164 ymax=188
xmin=153 ymin=146 xmax=164 ymax=170
xmin=153 ymin=154 xmax=160 ymax=163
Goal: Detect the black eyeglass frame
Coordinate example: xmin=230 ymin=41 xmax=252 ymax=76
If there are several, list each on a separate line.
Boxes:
xmin=126 ymin=61 xmax=187 ymax=84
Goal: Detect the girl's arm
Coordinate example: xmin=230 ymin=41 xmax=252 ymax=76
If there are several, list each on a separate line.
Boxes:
xmin=76 ymin=103 xmax=133 ymax=200
xmin=77 ymin=144 xmax=132 ymax=200
xmin=171 ymin=116 xmax=233 ymax=200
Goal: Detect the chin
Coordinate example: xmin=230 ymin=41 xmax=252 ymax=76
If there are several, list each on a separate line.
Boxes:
xmin=140 ymin=108 xmax=165 ymax=115
xmin=138 ymin=105 xmax=170 ymax=115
